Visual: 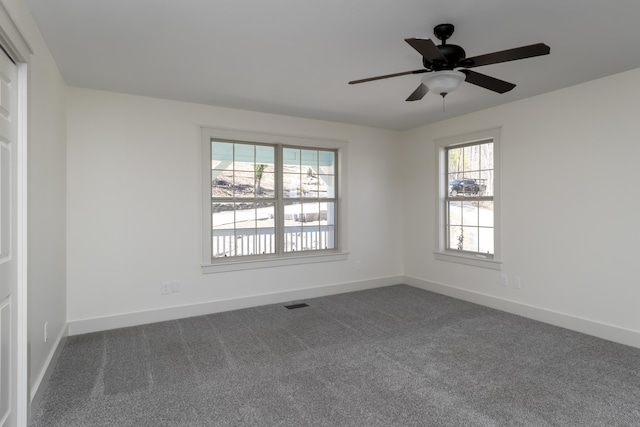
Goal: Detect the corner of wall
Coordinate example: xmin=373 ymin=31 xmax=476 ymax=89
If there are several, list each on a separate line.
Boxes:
xmin=29 ymin=322 xmax=68 ymax=423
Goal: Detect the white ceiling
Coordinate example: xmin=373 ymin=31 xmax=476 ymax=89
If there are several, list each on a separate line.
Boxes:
xmin=26 ymin=0 xmax=640 ymax=130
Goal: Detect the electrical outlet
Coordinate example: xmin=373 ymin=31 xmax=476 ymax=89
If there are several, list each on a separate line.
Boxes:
xmin=170 ymin=280 xmax=181 ymax=293
xmin=513 ymin=277 xmax=522 ymax=289
xmin=500 ymin=274 xmax=508 ymax=287
xmin=44 ymin=321 xmax=48 ymax=343
xmin=161 ymin=281 xmax=171 ymax=295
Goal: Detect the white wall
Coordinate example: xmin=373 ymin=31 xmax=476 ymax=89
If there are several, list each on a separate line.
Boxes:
xmin=66 ymin=88 xmax=404 ymax=332
xmin=402 ymin=68 xmax=640 ymax=347
xmin=67 ymin=70 xmax=640 ymax=347
xmin=1 ymin=0 xmax=68 ymax=412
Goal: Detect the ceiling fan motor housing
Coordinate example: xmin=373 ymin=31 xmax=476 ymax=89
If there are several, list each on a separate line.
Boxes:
xmin=423 ymin=44 xmax=466 ymax=70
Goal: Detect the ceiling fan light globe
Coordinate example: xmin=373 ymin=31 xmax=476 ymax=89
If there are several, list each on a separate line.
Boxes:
xmin=422 ymin=70 xmax=465 ymax=97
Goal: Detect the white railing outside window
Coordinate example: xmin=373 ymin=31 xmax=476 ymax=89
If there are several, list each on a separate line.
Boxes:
xmin=213 ymin=225 xmax=334 ymax=258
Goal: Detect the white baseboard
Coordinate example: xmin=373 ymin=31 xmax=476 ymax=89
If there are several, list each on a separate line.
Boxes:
xmin=404 ymin=275 xmax=640 ymax=349
xmin=29 ymin=323 xmax=68 ymax=423
xmin=68 ymin=275 xmax=403 ymax=336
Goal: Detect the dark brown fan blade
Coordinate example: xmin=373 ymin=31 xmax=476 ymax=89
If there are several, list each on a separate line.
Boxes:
xmin=460 ymin=43 xmax=550 ymax=68
xmin=406 ymin=83 xmax=428 ymax=101
xmin=461 ymin=70 xmax=516 ymax=93
xmin=405 ymin=38 xmax=447 ymax=64
xmin=349 ymin=69 xmax=427 ymax=85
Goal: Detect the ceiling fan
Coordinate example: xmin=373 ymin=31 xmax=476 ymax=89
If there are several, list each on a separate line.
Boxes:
xmin=349 ymin=23 xmax=550 ymax=101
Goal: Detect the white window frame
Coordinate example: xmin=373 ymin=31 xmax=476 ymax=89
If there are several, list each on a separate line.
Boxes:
xmin=201 ymin=127 xmax=348 ymax=273
xmin=434 ymin=128 xmax=502 ymax=270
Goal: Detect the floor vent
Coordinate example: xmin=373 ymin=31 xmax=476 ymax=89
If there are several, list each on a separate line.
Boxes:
xmin=284 ymin=303 xmax=309 ymax=310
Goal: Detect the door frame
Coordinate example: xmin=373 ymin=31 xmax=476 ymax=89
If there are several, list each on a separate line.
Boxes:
xmin=0 ymin=3 xmax=31 ymax=426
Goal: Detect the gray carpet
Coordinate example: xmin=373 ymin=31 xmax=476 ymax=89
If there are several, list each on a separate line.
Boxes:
xmin=31 ymin=285 xmax=640 ymax=426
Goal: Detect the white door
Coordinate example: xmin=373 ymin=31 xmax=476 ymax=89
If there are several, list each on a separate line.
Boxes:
xmin=0 ymin=48 xmax=18 ymax=427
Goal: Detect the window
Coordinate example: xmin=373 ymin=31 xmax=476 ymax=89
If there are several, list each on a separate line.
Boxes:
xmin=435 ymin=129 xmax=501 ymax=269
xmin=202 ymin=128 xmax=347 ymax=272
xmin=210 ymin=142 xmax=278 ymax=258
xmin=282 ymin=147 xmax=337 ymax=253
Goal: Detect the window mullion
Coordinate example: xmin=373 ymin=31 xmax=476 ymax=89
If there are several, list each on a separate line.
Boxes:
xmin=275 ymin=145 xmax=285 ymax=255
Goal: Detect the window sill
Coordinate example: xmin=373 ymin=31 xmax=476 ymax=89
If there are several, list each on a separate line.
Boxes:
xmin=434 ymin=251 xmax=502 ymax=270
xmin=202 ymin=251 xmax=349 ymax=274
